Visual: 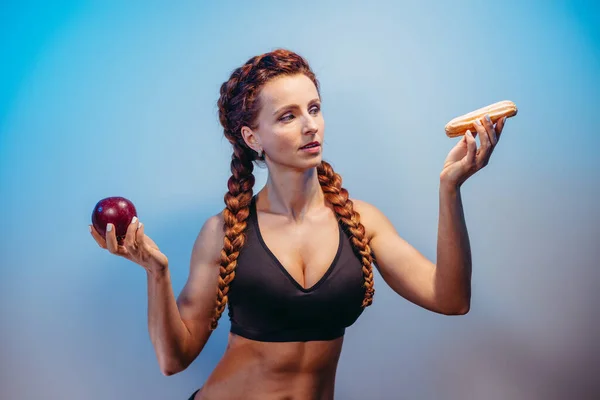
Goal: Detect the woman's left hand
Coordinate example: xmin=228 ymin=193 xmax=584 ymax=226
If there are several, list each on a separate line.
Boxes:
xmin=440 ymin=114 xmax=507 ymax=188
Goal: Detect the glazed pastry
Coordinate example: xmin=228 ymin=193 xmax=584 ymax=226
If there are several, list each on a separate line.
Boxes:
xmin=445 ymin=100 xmax=518 ymax=137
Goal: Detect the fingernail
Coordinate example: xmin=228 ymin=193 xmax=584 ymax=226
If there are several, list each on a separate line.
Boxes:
xmin=475 ymin=119 xmax=482 ymax=126
xmin=88 ymin=225 xmax=92 ymax=233
xmin=131 ymin=216 xmax=138 ymax=225
xmin=107 ymin=223 xmax=113 ymax=232
xmin=485 ymin=114 xmax=491 ymax=123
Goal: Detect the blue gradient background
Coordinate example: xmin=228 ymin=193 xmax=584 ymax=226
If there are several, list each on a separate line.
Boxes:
xmin=1 ymin=1 xmax=598 ymax=399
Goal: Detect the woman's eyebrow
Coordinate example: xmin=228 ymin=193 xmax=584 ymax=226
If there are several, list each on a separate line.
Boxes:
xmin=272 ymin=98 xmax=320 ymax=116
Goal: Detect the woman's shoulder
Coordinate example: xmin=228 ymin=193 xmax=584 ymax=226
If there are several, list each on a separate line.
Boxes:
xmin=349 ymin=198 xmax=381 ymax=239
xmin=350 ymin=198 xmax=381 ymax=220
xmin=190 ymin=211 xmax=225 ymax=263
xmin=349 ymin=198 xmax=397 ymax=241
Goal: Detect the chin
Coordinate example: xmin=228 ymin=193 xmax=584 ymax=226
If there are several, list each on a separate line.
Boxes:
xmin=302 ymin=154 xmax=323 ymax=169
xmin=277 ymin=154 xmax=323 ymax=171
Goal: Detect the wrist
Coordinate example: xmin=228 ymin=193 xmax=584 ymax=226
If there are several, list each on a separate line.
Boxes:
xmin=440 ymin=177 xmax=461 ymax=194
xmin=146 ymin=264 xmax=169 ymax=279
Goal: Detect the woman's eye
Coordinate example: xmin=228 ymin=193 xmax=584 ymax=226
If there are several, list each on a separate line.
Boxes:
xmin=279 ymin=105 xmax=320 ymax=122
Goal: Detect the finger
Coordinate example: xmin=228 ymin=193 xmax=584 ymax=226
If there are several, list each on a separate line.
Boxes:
xmin=471 ymin=117 xmax=487 ymax=143
xmin=482 ymin=114 xmax=497 ymax=146
xmin=89 ymin=225 xmax=107 ymax=249
xmin=495 ymin=116 xmax=507 ymax=141
xmin=123 ymin=216 xmax=139 ymax=253
xmin=471 ymin=117 xmax=492 ymax=168
xmin=472 ymin=117 xmax=492 ymax=150
xmin=462 ymin=130 xmax=477 ymax=168
xmin=135 ymin=222 xmax=145 ymax=248
xmin=105 ymin=223 xmax=120 ymax=254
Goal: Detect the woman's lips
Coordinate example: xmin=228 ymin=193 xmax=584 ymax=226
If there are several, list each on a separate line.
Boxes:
xmin=300 ymin=141 xmax=320 ymax=149
xmin=300 ymin=142 xmax=321 ymax=154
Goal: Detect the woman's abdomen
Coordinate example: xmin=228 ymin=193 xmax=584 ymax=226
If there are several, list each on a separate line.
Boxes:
xmin=197 ymin=334 xmax=344 ymax=399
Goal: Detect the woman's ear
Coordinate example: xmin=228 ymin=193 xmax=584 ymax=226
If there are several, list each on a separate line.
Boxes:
xmin=241 ymin=126 xmax=262 ymax=154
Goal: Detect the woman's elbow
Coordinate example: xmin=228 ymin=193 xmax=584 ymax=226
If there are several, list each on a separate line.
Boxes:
xmin=437 ymin=298 xmax=470 ymax=315
xmin=158 ymin=355 xmax=190 ymax=376
xmin=160 ymin=363 xmax=188 ymax=377
xmin=445 ymin=303 xmax=470 ymax=315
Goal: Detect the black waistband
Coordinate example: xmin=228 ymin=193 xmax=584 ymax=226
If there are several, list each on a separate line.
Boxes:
xmin=231 ymin=323 xmax=345 ymax=343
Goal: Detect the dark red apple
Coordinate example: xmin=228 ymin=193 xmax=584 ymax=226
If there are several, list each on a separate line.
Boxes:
xmin=91 ymin=196 xmax=137 ymax=244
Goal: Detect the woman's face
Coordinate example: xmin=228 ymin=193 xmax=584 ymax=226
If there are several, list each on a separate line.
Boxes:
xmin=242 ymin=73 xmax=325 ymax=171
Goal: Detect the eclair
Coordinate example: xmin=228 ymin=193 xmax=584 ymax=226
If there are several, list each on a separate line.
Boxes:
xmin=445 ymin=100 xmax=518 ymax=138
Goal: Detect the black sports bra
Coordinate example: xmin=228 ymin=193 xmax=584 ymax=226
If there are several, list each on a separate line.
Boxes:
xmin=227 ymin=196 xmax=366 ymax=342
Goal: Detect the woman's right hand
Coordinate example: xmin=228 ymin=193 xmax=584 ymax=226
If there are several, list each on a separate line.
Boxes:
xmin=90 ymin=217 xmax=169 ymax=273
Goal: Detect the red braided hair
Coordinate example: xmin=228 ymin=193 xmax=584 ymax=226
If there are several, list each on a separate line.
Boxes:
xmin=211 ymin=49 xmax=374 ymax=330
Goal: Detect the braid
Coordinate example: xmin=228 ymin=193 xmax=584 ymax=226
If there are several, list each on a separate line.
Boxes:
xmin=317 ymin=160 xmax=375 ymax=307
xmin=210 ymin=144 xmax=255 ymax=329
xmin=212 ymin=48 xmax=324 ymax=329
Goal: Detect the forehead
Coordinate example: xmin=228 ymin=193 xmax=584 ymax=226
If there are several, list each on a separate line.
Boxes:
xmin=258 ymin=74 xmax=319 ymax=108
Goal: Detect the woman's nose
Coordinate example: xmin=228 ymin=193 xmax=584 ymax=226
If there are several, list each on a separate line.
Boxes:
xmin=302 ymin=115 xmax=318 ymax=134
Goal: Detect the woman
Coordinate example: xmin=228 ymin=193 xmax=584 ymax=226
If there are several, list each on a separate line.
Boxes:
xmin=90 ymin=49 xmax=507 ymax=399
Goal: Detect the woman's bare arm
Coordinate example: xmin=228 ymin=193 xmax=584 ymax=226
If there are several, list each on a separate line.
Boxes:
xmin=148 ymin=213 xmax=224 ymax=375
xmin=353 ymin=193 xmax=470 ymax=315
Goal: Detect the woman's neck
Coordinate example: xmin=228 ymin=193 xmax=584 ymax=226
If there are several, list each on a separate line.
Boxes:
xmin=260 ymin=167 xmax=324 ymax=222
